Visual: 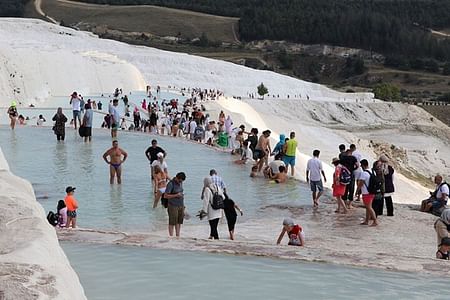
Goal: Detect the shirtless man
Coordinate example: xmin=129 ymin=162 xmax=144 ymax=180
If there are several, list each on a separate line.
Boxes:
xmin=271 ymin=165 xmax=288 ymax=183
xmin=103 ymin=140 xmax=128 ymax=184
xmin=255 ymin=130 xmax=271 ymax=172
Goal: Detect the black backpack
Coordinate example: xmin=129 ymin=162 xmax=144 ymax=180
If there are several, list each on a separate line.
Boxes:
xmin=364 ymin=169 xmax=383 ymax=195
xmin=209 ymin=186 xmax=224 ymax=210
xmin=339 ymin=166 xmax=352 ymax=185
xmin=47 ymin=211 xmax=59 ymax=226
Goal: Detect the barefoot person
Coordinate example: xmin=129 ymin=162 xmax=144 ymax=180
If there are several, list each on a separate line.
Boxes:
xmin=276 ymin=218 xmax=305 ymax=246
xmin=332 ymin=158 xmax=348 ymax=214
xmin=356 ymin=159 xmax=379 ymax=226
xmin=254 ymin=130 xmax=271 ymax=172
xmin=164 ymin=172 xmax=187 ymax=237
xmin=153 ymin=165 xmax=168 ymax=208
xmin=103 ymin=140 xmax=128 ymax=184
xmin=283 ymin=132 xmax=297 ymax=176
xmin=64 ymin=186 xmax=78 ymax=229
xmin=270 ymin=165 xmax=288 ymax=183
xmin=306 ymin=150 xmax=327 ymax=207
xmin=7 ymin=101 xmax=18 ymax=130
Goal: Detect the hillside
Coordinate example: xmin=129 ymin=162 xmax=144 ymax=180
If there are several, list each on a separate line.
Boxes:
xmin=40 ymin=0 xmax=238 ymax=43
xmin=74 ymin=0 xmax=450 ymax=61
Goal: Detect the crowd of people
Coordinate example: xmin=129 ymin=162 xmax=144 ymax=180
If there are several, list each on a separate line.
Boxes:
xmin=28 ymin=86 xmax=448 ymax=257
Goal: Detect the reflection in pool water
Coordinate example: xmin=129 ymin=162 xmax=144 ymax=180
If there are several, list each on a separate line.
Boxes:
xmin=62 ymin=242 xmax=450 ymax=300
xmin=0 ymin=127 xmax=310 ymax=231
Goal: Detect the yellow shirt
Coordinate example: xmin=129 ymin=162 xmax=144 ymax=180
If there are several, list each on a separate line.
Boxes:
xmin=285 ymin=139 xmax=297 ymax=156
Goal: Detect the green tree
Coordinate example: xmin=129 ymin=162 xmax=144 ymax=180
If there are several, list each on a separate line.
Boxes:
xmin=257 ymin=83 xmax=268 ymax=99
xmin=373 ymin=83 xmax=401 ymax=102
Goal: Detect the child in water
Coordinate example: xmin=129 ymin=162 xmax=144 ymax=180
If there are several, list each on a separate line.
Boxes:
xmin=250 ymin=165 xmax=258 ymax=177
xmin=223 ymin=195 xmax=243 ymax=240
xmin=276 ymin=218 xmax=305 ymax=246
xmin=57 ymin=200 xmax=67 ymax=228
xmin=436 ymin=237 xmax=450 ymax=260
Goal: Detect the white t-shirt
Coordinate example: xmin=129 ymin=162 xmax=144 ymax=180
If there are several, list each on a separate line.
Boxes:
xmin=71 ymin=97 xmax=81 ymax=111
xmin=437 ymin=183 xmax=449 ymax=201
xmin=189 ymin=120 xmax=197 ymax=134
xmin=109 ymin=105 xmax=120 ymax=123
xmin=151 ymin=160 xmax=168 ymax=172
xmin=306 ymin=157 xmax=323 ymax=181
xmin=242 ymin=147 xmax=253 ymax=163
xmin=358 ymin=169 xmax=371 ymax=195
xmin=269 ymin=160 xmax=285 ymax=174
xmin=352 ymin=150 xmax=362 ymax=163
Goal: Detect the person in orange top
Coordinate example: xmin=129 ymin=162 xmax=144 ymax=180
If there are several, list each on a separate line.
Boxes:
xmin=64 ymin=186 xmax=78 ymax=228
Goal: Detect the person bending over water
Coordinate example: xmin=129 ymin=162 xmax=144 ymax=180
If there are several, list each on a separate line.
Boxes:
xmin=103 ymin=140 xmax=128 ymax=184
xmin=276 ymin=218 xmax=305 ymax=246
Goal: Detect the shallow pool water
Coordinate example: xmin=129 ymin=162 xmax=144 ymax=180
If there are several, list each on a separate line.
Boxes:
xmin=0 ymin=127 xmax=309 ymax=231
xmin=0 ymin=90 xmax=187 ymax=128
xmin=62 ymin=242 xmax=449 ymax=300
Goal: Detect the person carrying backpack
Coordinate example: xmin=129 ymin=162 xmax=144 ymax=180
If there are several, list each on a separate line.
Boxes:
xmin=356 ymin=159 xmax=379 ymax=227
xmin=200 ymin=177 xmax=224 ymax=240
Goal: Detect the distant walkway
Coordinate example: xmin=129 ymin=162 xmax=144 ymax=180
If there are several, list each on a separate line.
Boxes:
xmin=34 ymin=0 xmax=58 ymax=24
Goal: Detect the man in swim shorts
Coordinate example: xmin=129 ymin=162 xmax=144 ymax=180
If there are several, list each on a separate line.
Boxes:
xmin=103 ymin=140 xmax=128 ymax=184
xmin=283 ymin=131 xmax=297 ymax=176
xmin=254 ymin=130 xmax=271 ymax=172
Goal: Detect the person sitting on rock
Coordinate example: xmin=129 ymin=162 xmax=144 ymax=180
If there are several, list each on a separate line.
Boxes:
xmin=421 ymin=175 xmax=449 ymax=215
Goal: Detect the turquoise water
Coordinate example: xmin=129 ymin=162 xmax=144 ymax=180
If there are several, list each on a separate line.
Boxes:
xmin=0 ymin=90 xmax=187 ymax=128
xmin=0 ymin=127 xmax=309 ymax=231
xmin=62 ymin=242 xmax=450 ymax=300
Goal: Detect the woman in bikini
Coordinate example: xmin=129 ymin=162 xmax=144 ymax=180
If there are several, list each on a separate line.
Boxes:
xmin=153 ymin=165 xmax=168 ymax=208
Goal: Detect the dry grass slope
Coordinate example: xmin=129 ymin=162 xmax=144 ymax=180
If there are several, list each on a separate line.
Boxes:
xmin=40 ymin=0 xmax=239 ymax=43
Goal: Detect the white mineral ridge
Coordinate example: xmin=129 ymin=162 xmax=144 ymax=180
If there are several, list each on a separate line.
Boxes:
xmin=0 ymin=18 xmax=372 ymax=105
xmin=0 ymin=149 xmax=86 ymax=299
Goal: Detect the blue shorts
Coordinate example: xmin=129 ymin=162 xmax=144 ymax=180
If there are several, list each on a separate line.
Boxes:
xmin=73 ymin=110 xmax=80 ymax=120
xmin=283 ymin=155 xmax=296 ymax=166
xmin=432 ymin=200 xmax=446 ymax=209
xmin=310 ymin=180 xmax=323 ymax=193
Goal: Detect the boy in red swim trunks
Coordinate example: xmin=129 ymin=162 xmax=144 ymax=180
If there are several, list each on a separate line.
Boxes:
xmin=276 ymin=218 xmax=305 ymax=246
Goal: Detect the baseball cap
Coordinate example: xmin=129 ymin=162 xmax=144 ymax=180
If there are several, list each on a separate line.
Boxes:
xmin=157 ymin=152 xmax=164 ymax=158
xmin=65 ymin=186 xmax=76 ymax=193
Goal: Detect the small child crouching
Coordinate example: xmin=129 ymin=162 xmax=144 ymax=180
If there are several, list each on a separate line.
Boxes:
xmin=276 ymin=218 xmax=305 ymax=246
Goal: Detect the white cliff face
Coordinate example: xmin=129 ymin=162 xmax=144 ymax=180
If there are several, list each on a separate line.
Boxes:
xmin=0 ymin=148 xmax=86 ymax=300
xmin=0 ymin=18 xmax=372 ymax=106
